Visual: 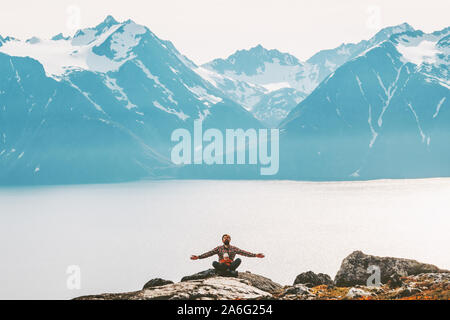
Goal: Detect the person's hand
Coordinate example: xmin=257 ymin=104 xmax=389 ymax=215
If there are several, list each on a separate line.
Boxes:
xmin=191 ymin=255 xmax=199 ymax=260
xmin=256 ymin=254 xmax=265 ymax=259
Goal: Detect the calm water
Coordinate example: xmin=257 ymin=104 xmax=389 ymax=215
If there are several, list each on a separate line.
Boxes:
xmin=0 ymin=179 xmax=449 ymax=299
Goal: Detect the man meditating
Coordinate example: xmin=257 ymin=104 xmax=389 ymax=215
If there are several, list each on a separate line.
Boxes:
xmin=191 ymin=234 xmax=265 ymax=276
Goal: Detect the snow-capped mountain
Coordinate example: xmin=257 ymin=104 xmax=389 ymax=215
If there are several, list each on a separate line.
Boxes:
xmin=203 ymin=23 xmax=415 ymax=127
xmin=193 ymin=65 xmax=268 ymax=114
xmin=1 ymin=16 xmax=448 ymax=184
xmin=204 ymin=45 xmax=307 ymax=92
xmin=251 ymin=88 xmax=307 ymax=128
xmin=0 ymin=16 xmax=262 ymax=185
xmin=279 ymin=27 xmax=450 ymax=180
xmin=305 ymin=23 xmax=416 ymax=85
xmin=202 ymin=45 xmax=307 ymax=127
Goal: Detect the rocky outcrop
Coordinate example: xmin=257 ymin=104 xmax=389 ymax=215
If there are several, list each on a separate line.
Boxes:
xmin=76 ymin=272 xmax=450 ymax=300
xmin=278 ymin=284 xmax=315 ymax=300
xmin=334 ymin=251 xmax=447 ymax=287
xmin=181 ymin=269 xmax=282 ymax=294
xmin=294 ymin=271 xmax=333 ymax=287
xmin=387 ymin=273 xmax=403 ymax=289
xmin=75 ymin=252 xmax=449 ymax=300
xmin=380 ymin=273 xmax=450 ymax=300
xmin=274 ymin=272 xmax=449 ymax=300
xmin=143 ymin=278 xmax=174 ymax=289
xmin=237 ymin=271 xmax=283 ymax=294
xmin=76 ymin=277 xmax=272 ymax=300
xmin=345 ymin=287 xmax=372 ymax=299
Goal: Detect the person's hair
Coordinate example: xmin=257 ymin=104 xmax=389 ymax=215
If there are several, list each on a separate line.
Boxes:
xmin=222 ymin=234 xmax=230 ymax=239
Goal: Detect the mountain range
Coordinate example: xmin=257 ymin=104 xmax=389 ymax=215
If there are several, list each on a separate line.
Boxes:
xmin=203 ymin=23 xmax=415 ymax=127
xmin=0 ymin=16 xmax=448 ymax=184
xmin=0 ymin=16 xmax=261 ymax=184
xmin=279 ymin=27 xmax=450 ymax=180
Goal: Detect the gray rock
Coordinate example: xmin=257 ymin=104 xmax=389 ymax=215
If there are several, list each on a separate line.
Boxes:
xmin=294 ymin=271 xmax=333 ymax=287
xmin=409 ymin=272 xmax=450 ymax=284
xmin=238 ymin=271 xmax=283 ymax=294
xmin=334 ymin=251 xmax=447 ymax=287
xmin=395 ymin=286 xmax=422 ymax=298
xmin=387 ymin=273 xmax=403 ymax=289
xmin=73 ymin=270 xmax=450 ymax=300
xmin=76 ymin=277 xmax=272 ymax=300
xmin=143 ymin=278 xmax=174 ymax=289
xmin=181 ymin=269 xmax=282 ymax=294
xmin=283 ymin=284 xmax=312 ymax=296
xmin=345 ymin=287 xmax=372 ymax=299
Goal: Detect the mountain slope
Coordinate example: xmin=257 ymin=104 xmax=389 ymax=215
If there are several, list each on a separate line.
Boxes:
xmin=202 ymin=23 xmax=415 ymax=127
xmin=204 ymin=45 xmax=305 ymax=90
xmin=0 ymin=16 xmax=262 ymax=185
xmin=279 ymin=27 xmax=450 ymax=180
xmin=0 ymin=52 xmax=174 ymax=185
xmin=306 ymin=23 xmax=415 ymax=85
xmin=202 ymin=45 xmax=308 ymax=127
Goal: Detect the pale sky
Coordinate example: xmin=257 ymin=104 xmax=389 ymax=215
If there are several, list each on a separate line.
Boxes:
xmin=0 ymin=0 xmax=448 ymax=64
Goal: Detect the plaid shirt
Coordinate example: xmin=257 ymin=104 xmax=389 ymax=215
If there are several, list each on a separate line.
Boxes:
xmin=198 ymin=245 xmax=257 ymax=261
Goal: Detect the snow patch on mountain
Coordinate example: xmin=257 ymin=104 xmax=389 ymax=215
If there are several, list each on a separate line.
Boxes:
xmin=134 ymin=60 xmax=178 ymax=105
xmin=103 ymin=76 xmax=137 ymax=110
xmin=222 ymin=59 xmax=309 ymax=93
xmin=262 ymin=82 xmax=291 ymax=92
xmin=0 ymin=20 xmax=146 ymax=79
xmin=433 ymin=97 xmax=447 ymax=118
xmin=153 ymin=101 xmax=189 ymax=121
xmin=356 ymin=75 xmax=379 ymax=148
xmin=67 ymin=81 xmax=105 ymax=113
xmin=397 ymin=40 xmax=442 ymax=65
xmin=193 ymin=67 xmax=222 ymax=87
xmin=109 ymin=22 xmax=146 ymax=60
xmin=184 ymin=85 xmax=223 ymax=105
xmin=193 ymin=66 xmax=266 ymax=110
xmin=407 ymin=102 xmax=427 ymax=143
xmin=393 ymin=29 xmax=450 ymax=89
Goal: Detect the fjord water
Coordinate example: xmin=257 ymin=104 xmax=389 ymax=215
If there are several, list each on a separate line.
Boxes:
xmin=0 ymin=179 xmax=449 ymax=300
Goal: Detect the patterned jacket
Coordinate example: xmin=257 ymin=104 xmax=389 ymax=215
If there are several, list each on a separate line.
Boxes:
xmin=198 ymin=245 xmax=257 ymax=261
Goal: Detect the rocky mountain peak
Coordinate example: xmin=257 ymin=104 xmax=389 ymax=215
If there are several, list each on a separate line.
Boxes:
xmin=96 ymin=15 xmax=120 ymax=31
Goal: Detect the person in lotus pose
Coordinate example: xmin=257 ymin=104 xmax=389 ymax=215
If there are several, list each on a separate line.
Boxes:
xmin=190 ymin=234 xmax=265 ymax=276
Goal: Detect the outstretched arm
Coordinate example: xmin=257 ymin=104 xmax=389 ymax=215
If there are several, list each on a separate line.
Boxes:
xmin=235 ymin=247 xmax=265 ymax=258
xmin=191 ymin=247 xmax=219 ymax=260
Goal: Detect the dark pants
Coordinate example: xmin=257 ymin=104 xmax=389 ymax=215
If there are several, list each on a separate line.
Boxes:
xmin=213 ymin=258 xmax=242 ymax=272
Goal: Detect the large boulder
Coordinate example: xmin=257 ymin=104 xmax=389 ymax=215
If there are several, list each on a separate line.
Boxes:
xmin=238 ymin=271 xmax=283 ymax=294
xmin=181 ymin=269 xmax=282 ymax=294
xmin=334 ymin=251 xmax=447 ymax=287
xmin=75 ymin=277 xmax=272 ymax=300
xmin=293 ymin=271 xmax=333 ymax=287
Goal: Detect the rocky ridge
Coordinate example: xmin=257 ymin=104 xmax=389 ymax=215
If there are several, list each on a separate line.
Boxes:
xmin=75 ymin=251 xmax=449 ymax=300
